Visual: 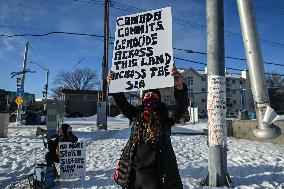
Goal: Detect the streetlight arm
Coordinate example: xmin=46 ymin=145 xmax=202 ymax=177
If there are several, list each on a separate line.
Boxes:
xmin=30 ymin=61 xmax=48 ymax=72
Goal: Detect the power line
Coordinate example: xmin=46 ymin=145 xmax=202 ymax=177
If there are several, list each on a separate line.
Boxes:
xmin=5 ymin=0 xmax=280 ymax=50
xmin=107 ymin=0 xmax=284 ymax=49
xmin=4 ymin=30 xmax=282 ymax=68
xmin=71 ymin=39 xmax=104 ymax=69
xmin=0 ymin=31 xmax=105 ymax=38
xmin=2 ymin=0 xmax=283 ymax=49
xmin=29 ymin=44 xmax=47 ymax=69
xmin=190 ymin=0 xmax=284 ymax=28
xmin=254 ymin=2 xmax=284 ymax=17
xmin=173 ymin=47 xmax=284 ymax=67
xmin=72 ymin=0 xmax=104 ymax=5
xmin=174 ymin=56 xmax=284 ymax=77
xmin=258 ymin=0 xmax=284 ymax=12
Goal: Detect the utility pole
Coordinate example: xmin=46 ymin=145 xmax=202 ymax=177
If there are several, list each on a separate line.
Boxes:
xmin=6 ymin=94 xmax=9 ymax=112
xmin=16 ymin=42 xmax=29 ymax=122
xmin=44 ymin=69 xmax=49 ymax=110
xmin=240 ymin=87 xmax=244 ymax=111
xmin=237 ymin=0 xmax=281 ymax=139
xmin=96 ymin=0 xmax=110 ymax=130
xmin=202 ymin=0 xmax=232 ymax=187
xmin=45 ymin=70 xmax=49 ymax=100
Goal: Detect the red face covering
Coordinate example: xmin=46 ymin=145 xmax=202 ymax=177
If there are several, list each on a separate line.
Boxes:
xmin=141 ymin=94 xmax=159 ymax=122
xmin=142 ymin=94 xmax=159 ymax=111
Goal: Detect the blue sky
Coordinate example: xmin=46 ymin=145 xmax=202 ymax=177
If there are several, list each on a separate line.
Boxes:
xmin=0 ymin=0 xmax=284 ymax=98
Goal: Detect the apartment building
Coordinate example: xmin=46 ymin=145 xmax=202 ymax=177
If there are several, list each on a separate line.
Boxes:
xmin=180 ymin=67 xmax=254 ymax=118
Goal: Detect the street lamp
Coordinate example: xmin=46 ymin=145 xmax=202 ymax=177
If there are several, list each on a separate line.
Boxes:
xmin=30 ymin=61 xmax=49 ymax=109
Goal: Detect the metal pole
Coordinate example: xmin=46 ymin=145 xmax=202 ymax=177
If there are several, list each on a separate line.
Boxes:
xmin=45 ymin=70 xmax=49 ymax=100
xmin=202 ymin=0 xmax=232 ymax=187
xmin=96 ymin=0 xmax=109 ymax=130
xmin=6 ymin=94 xmax=9 ymax=112
xmin=16 ymin=42 xmax=29 ymax=122
xmin=192 ymin=95 xmax=195 ymax=124
xmin=240 ymin=87 xmax=244 ymax=110
xmin=44 ymin=70 xmax=49 ymax=111
xmin=237 ymin=0 xmax=281 ymax=139
xmin=102 ymin=0 xmax=109 ymax=102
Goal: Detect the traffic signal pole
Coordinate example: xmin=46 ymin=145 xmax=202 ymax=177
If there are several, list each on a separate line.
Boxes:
xmin=237 ymin=0 xmax=281 ymax=139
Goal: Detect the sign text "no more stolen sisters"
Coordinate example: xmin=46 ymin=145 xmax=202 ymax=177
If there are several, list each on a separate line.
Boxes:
xmin=109 ymin=7 xmax=173 ymax=93
xmin=59 ymin=142 xmax=86 ymax=179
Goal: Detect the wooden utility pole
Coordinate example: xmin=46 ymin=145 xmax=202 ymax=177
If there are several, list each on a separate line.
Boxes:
xmin=16 ymin=42 xmax=29 ymax=122
xmin=96 ymin=0 xmax=110 ymax=130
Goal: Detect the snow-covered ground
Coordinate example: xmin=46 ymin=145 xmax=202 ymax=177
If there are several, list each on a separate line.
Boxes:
xmin=0 ymin=116 xmax=283 ymax=189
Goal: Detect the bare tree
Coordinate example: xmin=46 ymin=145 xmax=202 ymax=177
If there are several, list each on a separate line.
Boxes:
xmin=52 ymin=68 xmax=100 ymax=99
xmin=266 ymin=72 xmax=284 ymax=88
xmin=266 ymin=72 xmax=284 ymax=114
xmin=51 ymin=86 xmax=64 ymax=99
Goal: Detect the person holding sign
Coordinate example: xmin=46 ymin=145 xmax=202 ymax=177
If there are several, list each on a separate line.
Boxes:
xmin=45 ymin=124 xmax=78 ymax=166
xmin=109 ymin=67 xmax=188 ymax=189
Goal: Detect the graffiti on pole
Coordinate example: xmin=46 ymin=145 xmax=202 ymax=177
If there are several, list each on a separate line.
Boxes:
xmin=207 ymin=76 xmax=227 ymax=145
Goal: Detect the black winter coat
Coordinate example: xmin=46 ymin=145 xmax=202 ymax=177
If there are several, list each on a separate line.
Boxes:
xmin=112 ymin=84 xmax=189 ymax=189
xmin=46 ymin=131 xmax=78 ymax=165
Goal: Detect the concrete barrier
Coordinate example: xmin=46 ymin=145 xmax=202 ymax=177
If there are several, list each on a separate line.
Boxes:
xmin=226 ymin=119 xmax=284 ymax=145
xmin=0 ymin=113 xmax=9 ymax=137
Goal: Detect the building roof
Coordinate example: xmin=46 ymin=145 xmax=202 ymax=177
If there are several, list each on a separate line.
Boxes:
xmin=62 ymin=89 xmax=101 ymax=95
xmin=179 ymin=67 xmax=245 ymax=80
xmin=0 ymin=89 xmax=35 ymax=96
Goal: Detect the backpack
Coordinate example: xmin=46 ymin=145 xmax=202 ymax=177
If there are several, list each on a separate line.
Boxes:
xmin=28 ymin=164 xmax=58 ymax=189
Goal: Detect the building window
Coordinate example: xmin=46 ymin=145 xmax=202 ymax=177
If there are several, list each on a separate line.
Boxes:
xmin=232 ymin=80 xmax=235 ymax=84
xmin=232 ymin=90 xmax=235 ymax=94
xmin=202 ymin=99 xmax=206 ymax=102
xmin=202 ymin=88 xmax=206 ymax=92
xmin=201 ymin=77 xmax=206 ymax=81
xmin=226 ymin=79 xmax=229 ymax=83
xmin=240 ymin=81 xmax=243 ymax=84
xmin=188 ymin=76 xmax=194 ymax=85
xmin=233 ymin=99 xmax=236 ymax=104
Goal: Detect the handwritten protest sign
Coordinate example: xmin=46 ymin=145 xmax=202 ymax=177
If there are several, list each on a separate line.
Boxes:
xmin=207 ymin=76 xmax=227 ymax=145
xmin=109 ymin=7 xmax=174 ymax=93
xmin=59 ymin=142 xmax=86 ymax=179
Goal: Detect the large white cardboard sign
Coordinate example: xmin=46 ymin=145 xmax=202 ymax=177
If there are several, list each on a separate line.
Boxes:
xmin=109 ymin=7 xmax=174 ymax=93
xmin=59 ymin=142 xmax=86 ymax=179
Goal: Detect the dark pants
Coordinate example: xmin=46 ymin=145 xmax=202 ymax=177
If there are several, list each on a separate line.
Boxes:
xmin=130 ymin=168 xmax=160 ymax=189
xmin=45 ymin=151 xmax=59 ymax=166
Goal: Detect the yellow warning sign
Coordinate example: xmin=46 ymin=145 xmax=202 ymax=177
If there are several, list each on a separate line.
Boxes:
xmin=15 ymin=96 xmax=23 ymax=106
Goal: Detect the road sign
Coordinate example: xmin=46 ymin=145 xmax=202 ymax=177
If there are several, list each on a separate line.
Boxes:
xmin=15 ymin=96 xmax=23 ymax=106
xmin=17 ymin=88 xmax=24 ymax=97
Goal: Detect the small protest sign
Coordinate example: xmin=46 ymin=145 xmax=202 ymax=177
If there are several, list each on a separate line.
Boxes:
xmin=59 ymin=142 xmax=86 ymax=179
xmin=109 ymin=7 xmax=174 ymax=93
